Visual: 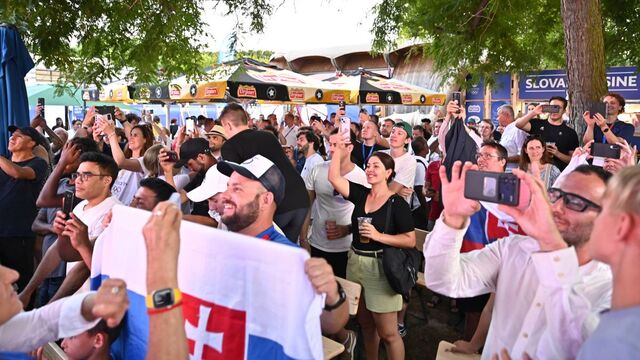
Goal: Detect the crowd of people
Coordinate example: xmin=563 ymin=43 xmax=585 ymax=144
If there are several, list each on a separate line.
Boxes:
xmin=0 ymin=91 xmax=638 ymax=360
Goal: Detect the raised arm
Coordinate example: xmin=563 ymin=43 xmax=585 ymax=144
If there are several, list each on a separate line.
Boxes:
xmin=97 ymin=117 xmax=143 ymax=172
xmin=515 ymin=104 xmax=543 ymax=132
xmin=0 ymin=156 xmax=36 ymax=180
xmin=327 ymin=139 xmax=350 ymax=198
xmin=37 ymin=142 xmax=81 ymax=208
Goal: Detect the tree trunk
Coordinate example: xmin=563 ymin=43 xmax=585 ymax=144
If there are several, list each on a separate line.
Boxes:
xmin=561 ymin=0 xmax=608 ymax=143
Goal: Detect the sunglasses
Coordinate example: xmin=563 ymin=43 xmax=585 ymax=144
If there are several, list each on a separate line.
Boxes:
xmin=547 ymin=188 xmax=601 ymax=212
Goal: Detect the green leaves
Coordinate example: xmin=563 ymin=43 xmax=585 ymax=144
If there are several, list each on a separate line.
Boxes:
xmin=0 ymin=0 xmax=273 ymax=88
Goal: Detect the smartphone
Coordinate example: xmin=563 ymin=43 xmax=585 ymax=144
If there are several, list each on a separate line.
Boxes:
xmin=166 ymin=151 xmax=179 ymax=162
xmin=62 ymin=190 xmax=75 ymax=217
xmin=339 ymin=116 xmax=351 ymax=144
xmin=464 ymin=170 xmax=520 ymax=206
xmin=338 ymin=101 xmax=346 ymax=111
xmin=590 ymin=102 xmax=608 ymax=118
xmin=186 ymin=118 xmax=195 ymax=135
xmin=591 ymin=143 xmax=621 ymax=159
xmin=37 ymin=97 xmax=45 ymax=118
xmin=95 ymin=106 xmax=115 ymax=123
xmin=452 ymin=92 xmax=462 ymax=114
xmin=541 ymin=104 xmax=561 ymax=114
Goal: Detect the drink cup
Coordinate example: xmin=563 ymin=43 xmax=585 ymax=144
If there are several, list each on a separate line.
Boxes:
xmin=357 ymin=217 xmax=373 ymax=243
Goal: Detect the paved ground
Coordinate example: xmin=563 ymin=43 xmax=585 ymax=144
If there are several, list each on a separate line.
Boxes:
xmin=346 ymin=288 xmax=466 ymax=360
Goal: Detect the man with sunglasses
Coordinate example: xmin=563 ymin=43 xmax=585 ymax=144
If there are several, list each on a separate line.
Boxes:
xmin=424 ymin=163 xmax=612 ymax=359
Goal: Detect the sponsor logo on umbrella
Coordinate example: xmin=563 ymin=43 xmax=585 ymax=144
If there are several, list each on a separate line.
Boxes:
xmin=402 ymin=94 xmax=413 ymax=104
xmin=238 ymin=85 xmax=257 ymax=98
xmin=420 ymin=95 xmax=427 ymax=104
xmin=432 ymin=95 xmax=444 ymax=105
xmin=314 ymin=89 xmax=324 ymax=101
xmin=205 ymin=87 xmax=219 ymax=97
xmin=267 ymin=86 xmax=277 ymax=100
xmin=288 ymin=88 xmax=305 ymax=101
xmin=116 ymin=89 xmax=123 ymax=99
xmin=155 ymin=87 xmax=162 ymax=98
xmin=138 ymin=87 xmax=150 ymax=99
xmin=385 ymin=93 xmax=394 ymax=103
xmin=82 ymin=91 xmax=90 ymax=101
xmin=365 ymin=93 xmax=380 ymax=103
xmin=190 ymin=84 xmax=198 ymax=97
xmin=331 ymin=93 xmax=345 ymax=102
xmin=109 ymin=90 xmax=114 ymax=99
xmin=170 ymin=86 xmax=181 ymax=97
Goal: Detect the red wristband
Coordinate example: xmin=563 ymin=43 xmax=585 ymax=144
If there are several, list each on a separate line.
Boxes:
xmin=147 ymin=301 xmax=183 ymax=315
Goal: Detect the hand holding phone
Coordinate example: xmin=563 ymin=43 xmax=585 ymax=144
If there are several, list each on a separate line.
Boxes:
xmin=37 ymin=98 xmax=45 ymax=118
xmin=186 ymin=118 xmax=195 ymax=135
xmin=464 ymin=170 xmax=522 ymax=206
xmin=451 ymin=92 xmax=462 ymax=114
xmin=62 ymin=190 xmax=75 ymax=217
xmin=339 ymin=116 xmax=351 ymax=144
xmin=497 ymin=169 xmax=565 ymax=251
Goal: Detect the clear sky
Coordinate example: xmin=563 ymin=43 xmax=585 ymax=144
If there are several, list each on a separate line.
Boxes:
xmin=201 ymin=0 xmax=381 ymax=53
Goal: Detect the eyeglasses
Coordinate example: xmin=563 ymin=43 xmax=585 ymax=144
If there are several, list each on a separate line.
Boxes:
xmin=476 ymin=152 xmax=503 ymax=160
xmin=70 ymin=172 xmax=110 ymax=182
xmin=547 ymin=188 xmax=601 ymax=212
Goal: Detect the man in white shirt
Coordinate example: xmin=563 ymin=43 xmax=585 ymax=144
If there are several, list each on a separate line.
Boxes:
xmin=497 ymin=105 xmax=527 ymax=171
xmin=280 ymin=112 xmax=299 ymax=147
xmin=424 ymin=162 xmax=612 ymax=359
xmin=384 ymin=121 xmax=416 ymax=204
xmin=0 ymin=264 xmax=128 ymax=353
xmin=297 ymin=131 xmax=324 ymax=180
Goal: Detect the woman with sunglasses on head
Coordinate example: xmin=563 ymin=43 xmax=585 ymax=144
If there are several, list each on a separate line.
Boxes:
xmin=328 ymin=135 xmax=415 ymax=360
xmin=519 ymin=136 xmax=560 ymax=190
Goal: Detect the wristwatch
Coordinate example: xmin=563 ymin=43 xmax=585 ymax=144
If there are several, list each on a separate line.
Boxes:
xmin=324 ymin=282 xmax=346 ymax=312
xmin=602 ymin=127 xmax=610 ymax=133
xmin=146 ymin=288 xmax=182 ymax=313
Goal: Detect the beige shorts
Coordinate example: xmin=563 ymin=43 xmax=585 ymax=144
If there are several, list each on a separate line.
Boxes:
xmin=346 ymin=250 xmax=402 ymax=313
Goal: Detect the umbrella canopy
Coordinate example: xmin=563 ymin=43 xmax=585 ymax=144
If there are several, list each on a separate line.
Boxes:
xmin=81 ymin=84 xmax=134 ymax=103
xmin=324 ymin=68 xmax=446 ymax=106
xmin=169 ymin=58 xmax=350 ymax=104
xmin=27 ymin=84 xmax=85 ymax=106
xmin=0 ymin=25 xmax=35 ymax=157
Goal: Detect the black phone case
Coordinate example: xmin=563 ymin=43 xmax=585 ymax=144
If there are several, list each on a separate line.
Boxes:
xmin=96 ymin=106 xmax=116 ymax=119
xmin=590 ymin=103 xmax=608 ymax=118
xmin=591 ymin=143 xmax=621 ymax=159
xmin=464 ymin=170 xmax=520 ymax=206
xmin=541 ymin=105 xmax=561 ymax=113
xmin=62 ymin=191 xmax=75 ymax=215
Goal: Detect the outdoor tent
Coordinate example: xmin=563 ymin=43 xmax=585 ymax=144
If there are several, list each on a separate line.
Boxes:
xmin=324 ymin=68 xmax=446 ymax=106
xmin=168 ymin=58 xmax=350 ymax=104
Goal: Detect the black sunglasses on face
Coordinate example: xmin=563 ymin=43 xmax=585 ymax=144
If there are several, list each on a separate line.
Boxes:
xmin=547 ymin=188 xmax=602 ymax=212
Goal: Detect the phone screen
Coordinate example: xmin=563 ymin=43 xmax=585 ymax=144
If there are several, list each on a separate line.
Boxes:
xmin=186 ymin=119 xmax=195 ymax=134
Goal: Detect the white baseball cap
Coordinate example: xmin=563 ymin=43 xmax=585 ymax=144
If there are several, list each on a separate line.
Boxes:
xmin=186 ymin=166 xmax=230 ymax=202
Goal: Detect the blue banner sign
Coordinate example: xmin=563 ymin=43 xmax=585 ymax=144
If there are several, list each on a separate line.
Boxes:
xmin=491 ymin=73 xmax=512 ymax=99
xmin=519 ymin=67 xmax=640 ymax=100
xmin=465 ymin=102 xmax=484 ymax=124
xmin=466 ymin=77 xmax=485 ymax=101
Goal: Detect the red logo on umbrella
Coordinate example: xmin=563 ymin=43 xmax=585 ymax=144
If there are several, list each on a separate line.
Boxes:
xmin=237 ymin=85 xmax=257 ymax=98
xmin=365 ymin=93 xmax=380 ymax=103
xmin=205 ymin=87 xmax=219 ymax=97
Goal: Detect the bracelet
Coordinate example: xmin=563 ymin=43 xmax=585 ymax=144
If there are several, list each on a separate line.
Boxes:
xmin=147 ymin=301 xmax=183 ymax=315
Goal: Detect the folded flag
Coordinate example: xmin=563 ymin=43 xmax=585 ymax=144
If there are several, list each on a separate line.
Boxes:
xmin=91 ymin=205 xmax=323 ymax=360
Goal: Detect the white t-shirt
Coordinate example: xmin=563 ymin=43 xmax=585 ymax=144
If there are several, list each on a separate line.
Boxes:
xmin=410 ymin=156 xmax=428 ymax=210
xmin=500 ymin=121 xmax=528 ymax=170
xmin=69 ymin=196 xmax=121 ymax=286
xmin=72 ymin=196 xmax=121 ymax=241
xmin=111 ymin=157 xmax=145 ymax=206
xmin=383 ymin=150 xmax=417 ymax=204
xmin=300 ymin=153 xmax=324 ymax=181
xmin=304 ymin=162 xmax=369 ymax=252
xmin=282 ymin=125 xmax=299 ymax=147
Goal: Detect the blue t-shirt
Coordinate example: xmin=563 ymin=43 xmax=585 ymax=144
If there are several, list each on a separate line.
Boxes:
xmin=593 ymin=120 xmax=635 ymax=144
xmin=256 ymin=226 xmax=297 ymax=247
xmin=578 ymin=305 xmax=640 ymax=360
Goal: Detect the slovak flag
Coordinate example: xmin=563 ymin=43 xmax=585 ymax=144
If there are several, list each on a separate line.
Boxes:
xmin=91 ymin=205 xmax=324 ymax=360
xmin=461 ymin=204 xmax=527 ymax=253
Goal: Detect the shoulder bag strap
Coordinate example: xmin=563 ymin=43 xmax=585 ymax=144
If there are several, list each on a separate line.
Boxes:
xmin=384 ymin=197 xmax=395 ymax=234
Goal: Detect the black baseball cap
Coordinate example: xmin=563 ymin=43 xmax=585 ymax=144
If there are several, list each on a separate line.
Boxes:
xmin=174 ymin=138 xmax=211 ymax=168
xmin=8 ymin=126 xmax=47 ymax=148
